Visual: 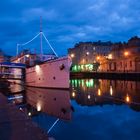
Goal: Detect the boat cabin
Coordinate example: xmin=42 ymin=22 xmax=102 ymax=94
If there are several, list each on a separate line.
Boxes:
xmin=0 ymin=62 xmax=25 ymax=80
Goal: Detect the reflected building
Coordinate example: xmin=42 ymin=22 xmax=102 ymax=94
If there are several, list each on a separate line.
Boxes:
xmin=3 ymin=86 xmax=73 ymax=120
xmin=25 ymin=87 xmax=72 ymax=120
xmin=70 ymin=79 xmax=140 ymax=111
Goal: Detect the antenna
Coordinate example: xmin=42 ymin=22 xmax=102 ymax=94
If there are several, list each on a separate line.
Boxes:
xmin=40 ymin=16 xmax=43 ymax=60
xmin=40 ymin=16 xmax=42 ymax=32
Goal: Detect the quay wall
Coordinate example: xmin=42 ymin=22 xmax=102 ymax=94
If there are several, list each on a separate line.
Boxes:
xmin=70 ymin=72 xmax=140 ymax=81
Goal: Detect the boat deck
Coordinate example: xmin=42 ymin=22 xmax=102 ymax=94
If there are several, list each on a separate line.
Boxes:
xmin=0 ymin=93 xmax=48 ymax=140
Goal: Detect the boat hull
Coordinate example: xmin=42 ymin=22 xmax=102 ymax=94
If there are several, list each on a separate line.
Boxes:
xmin=26 ymin=57 xmax=71 ymax=89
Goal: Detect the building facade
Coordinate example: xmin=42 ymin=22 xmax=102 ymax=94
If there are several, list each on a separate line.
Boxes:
xmin=68 ymin=37 xmax=140 ymax=73
xmin=68 ymin=41 xmax=115 ymax=72
xmin=0 ymin=49 xmax=11 ymax=63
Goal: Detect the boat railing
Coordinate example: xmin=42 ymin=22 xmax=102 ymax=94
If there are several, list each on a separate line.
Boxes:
xmin=0 ymin=73 xmax=24 ymax=79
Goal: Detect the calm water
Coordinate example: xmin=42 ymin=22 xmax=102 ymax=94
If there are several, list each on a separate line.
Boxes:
xmin=1 ymin=79 xmax=140 ymax=140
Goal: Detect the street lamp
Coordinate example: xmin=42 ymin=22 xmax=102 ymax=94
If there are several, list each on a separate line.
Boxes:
xmin=86 ymin=52 xmax=89 ymax=55
xmin=123 ymin=51 xmax=130 ymax=72
xmin=124 ymin=51 xmax=129 ymax=57
xmin=70 ymin=53 xmax=75 ymax=58
xmin=125 ymin=94 xmax=130 ymax=103
xmin=96 ymin=56 xmax=100 ymax=60
xmin=108 ymin=54 xmax=112 ymax=59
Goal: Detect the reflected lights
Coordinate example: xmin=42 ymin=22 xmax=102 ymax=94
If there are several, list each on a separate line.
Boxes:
xmin=28 ymin=112 xmax=31 ymax=116
xmin=110 ymin=86 xmax=113 ymax=96
xmin=125 ymin=94 xmax=130 ymax=103
xmin=72 ymin=91 xmax=76 ymax=98
xmin=19 ymin=107 xmax=23 ymax=111
xmin=8 ymin=95 xmax=23 ymax=100
xmin=98 ymin=89 xmax=101 ymax=96
xmin=88 ymin=95 xmax=91 ymax=99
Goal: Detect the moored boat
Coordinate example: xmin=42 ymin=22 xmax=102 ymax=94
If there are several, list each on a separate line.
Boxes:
xmin=12 ymin=19 xmax=72 ymax=89
xmin=26 ymin=56 xmax=71 ymax=89
xmin=0 ymin=62 xmax=25 ymax=80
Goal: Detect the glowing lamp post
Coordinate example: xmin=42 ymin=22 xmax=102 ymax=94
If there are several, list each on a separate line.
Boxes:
xmin=96 ymin=56 xmax=100 ymax=61
xmin=86 ymin=52 xmax=89 ymax=55
xmin=72 ymin=91 xmax=76 ymax=98
xmin=88 ymin=95 xmax=91 ymax=99
xmin=123 ymin=51 xmax=130 ymax=72
xmin=98 ymin=88 xmax=101 ymax=96
xmin=125 ymin=94 xmax=130 ymax=103
xmin=108 ymin=54 xmax=112 ymax=59
xmin=124 ymin=51 xmax=129 ymax=57
xmin=70 ymin=53 xmax=75 ymax=58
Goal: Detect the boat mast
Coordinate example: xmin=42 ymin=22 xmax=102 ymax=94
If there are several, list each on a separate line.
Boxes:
xmin=40 ymin=16 xmax=43 ymax=60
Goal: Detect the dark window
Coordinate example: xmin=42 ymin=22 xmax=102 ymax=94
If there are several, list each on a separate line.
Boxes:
xmin=131 ymin=83 xmax=133 ymax=89
xmin=120 ymin=62 xmax=122 ymax=67
xmin=130 ymin=61 xmax=132 ymax=67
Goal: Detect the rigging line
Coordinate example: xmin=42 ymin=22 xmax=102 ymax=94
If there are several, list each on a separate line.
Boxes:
xmin=47 ymin=118 xmax=60 ymax=134
xmin=42 ymin=32 xmax=58 ymax=57
xmin=18 ymin=32 xmax=41 ymax=46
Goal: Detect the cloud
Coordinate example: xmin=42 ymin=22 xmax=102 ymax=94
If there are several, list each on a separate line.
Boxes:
xmin=0 ymin=0 xmax=140 ymax=55
xmin=22 ymin=8 xmax=58 ymax=22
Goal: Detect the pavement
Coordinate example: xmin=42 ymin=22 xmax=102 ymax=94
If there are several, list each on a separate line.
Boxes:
xmin=0 ymin=93 xmax=48 ymax=140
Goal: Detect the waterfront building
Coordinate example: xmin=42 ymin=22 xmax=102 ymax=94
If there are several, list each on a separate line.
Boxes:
xmin=106 ymin=37 xmax=140 ymax=72
xmin=68 ymin=41 xmax=115 ymax=72
xmin=68 ymin=36 xmax=140 ymax=72
xmin=0 ymin=49 xmax=11 ymax=62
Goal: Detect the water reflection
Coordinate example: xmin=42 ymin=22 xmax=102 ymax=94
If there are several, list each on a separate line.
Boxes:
xmin=8 ymin=94 xmax=25 ymax=105
xmin=2 ymin=79 xmax=140 ymax=113
xmin=70 ymin=79 xmax=140 ymax=111
xmin=0 ymin=79 xmax=24 ymax=94
xmin=8 ymin=80 xmax=24 ymax=93
xmin=25 ymin=87 xmax=72 ymax=120
xmin=1 ymin=79 xmax=140 ymax=140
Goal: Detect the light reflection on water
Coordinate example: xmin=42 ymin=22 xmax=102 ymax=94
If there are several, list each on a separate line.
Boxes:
xmin=70 ymin=79 xmax=140 ymax=111
xmin=1 ymin=79 xmax=140 ymax=140
xmin=26 ymin=87 xmax=72 ymax=120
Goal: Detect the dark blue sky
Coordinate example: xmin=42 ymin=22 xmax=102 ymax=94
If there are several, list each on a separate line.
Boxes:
xmin=1 ymin=0 xmax=140 ymax=56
